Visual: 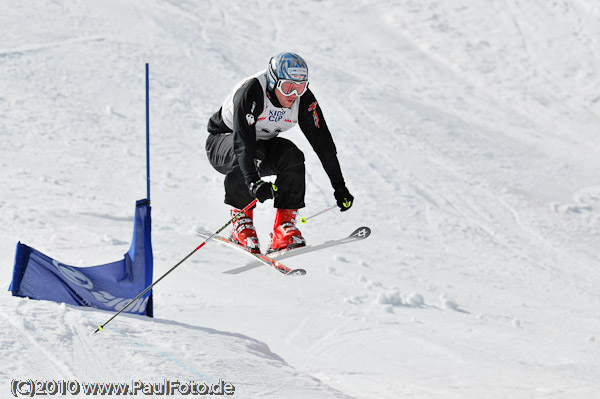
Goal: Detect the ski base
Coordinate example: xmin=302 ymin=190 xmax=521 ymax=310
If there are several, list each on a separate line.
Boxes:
xmin=196 ymin=231 xmax=306 ymax=276
xmin=223 ymin=226 xmax=371 ymax=274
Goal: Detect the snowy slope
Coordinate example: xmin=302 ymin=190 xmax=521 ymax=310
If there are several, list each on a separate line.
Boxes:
xmin=2 ymin=0 xmax=600 ymax=398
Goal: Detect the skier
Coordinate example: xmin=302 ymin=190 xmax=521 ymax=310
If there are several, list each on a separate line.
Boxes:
xmin=205 ymin=52 xmax=354 ymax=254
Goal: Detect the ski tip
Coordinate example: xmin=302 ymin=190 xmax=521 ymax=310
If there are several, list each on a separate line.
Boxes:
xmin=286 ymin=268 xmax=307 ymax=276
xmin=351 ymin=227 xmax=371 ymax=239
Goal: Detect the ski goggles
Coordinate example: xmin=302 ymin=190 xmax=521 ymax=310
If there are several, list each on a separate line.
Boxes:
xmin=276 ymin=79 xmax=309 ymax=97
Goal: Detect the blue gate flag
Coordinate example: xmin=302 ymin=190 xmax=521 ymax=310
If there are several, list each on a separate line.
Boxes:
xmin=9 ymin=199 xmax=153 ymax=317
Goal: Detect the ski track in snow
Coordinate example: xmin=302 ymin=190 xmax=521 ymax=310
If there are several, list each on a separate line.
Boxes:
xmin=2 ymin=0 xmax=600 ymax=398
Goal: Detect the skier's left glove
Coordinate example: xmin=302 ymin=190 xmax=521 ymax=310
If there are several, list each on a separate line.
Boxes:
xmin=249 ymin=179 xmax=276 ymax=203
xmin=334 ymin=186 xmax=354 ymax=212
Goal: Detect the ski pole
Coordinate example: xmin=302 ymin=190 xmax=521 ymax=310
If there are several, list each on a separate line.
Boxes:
xmin=300 ymin=203 xmax=338 ymax=224
xmin=95 ymin=198 xmax=259 ymax=333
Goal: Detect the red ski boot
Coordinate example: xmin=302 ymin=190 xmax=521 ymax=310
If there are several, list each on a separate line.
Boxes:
xmin=268 ymin=209 xmax=306 ymax=253
xmin=230 ymin=208 xmax=260 ymax=254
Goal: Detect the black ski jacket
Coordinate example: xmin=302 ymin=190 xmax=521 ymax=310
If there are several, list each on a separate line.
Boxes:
xmin=207 ymin=70 xmax=346 ymax=191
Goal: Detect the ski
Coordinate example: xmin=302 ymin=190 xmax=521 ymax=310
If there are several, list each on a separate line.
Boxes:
xmin=196 ymin=231 xmax=306 ymax=276
xmin=222 ymin=226 xmax=371 ymax=274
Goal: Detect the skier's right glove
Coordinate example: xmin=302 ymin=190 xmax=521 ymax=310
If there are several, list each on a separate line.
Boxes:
xmin=334 ymin=186 xmax=354 ymax=212
xmin=249 ymin=179 xmax=276 ymax=203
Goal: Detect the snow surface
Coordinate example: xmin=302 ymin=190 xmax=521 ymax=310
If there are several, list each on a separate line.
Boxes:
xmin=2 ymin=0 xmax=600 ymax=398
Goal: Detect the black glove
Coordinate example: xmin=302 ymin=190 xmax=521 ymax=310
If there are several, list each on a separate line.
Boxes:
xmin=249 ymin=179 xmax=276 ymax=203
xmin=334 ymin=186 xmax=354 ymax=212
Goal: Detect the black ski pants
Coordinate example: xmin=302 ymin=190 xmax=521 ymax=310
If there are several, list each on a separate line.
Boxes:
xmin=205 ymin=133 xmax=306 ymax=210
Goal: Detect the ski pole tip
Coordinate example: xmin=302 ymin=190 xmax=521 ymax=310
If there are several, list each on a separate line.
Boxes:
xmin=300 ymin=217 xmax=307 ymax=224
xmin=95 ymin=325 xmax=104 ymax=333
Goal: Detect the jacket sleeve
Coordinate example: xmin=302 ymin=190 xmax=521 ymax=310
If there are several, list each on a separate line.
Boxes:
xmin=298 ymin=89 xmax=346 ymax=190
xmin=231 ymin=79 xmax=265 ymax=187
